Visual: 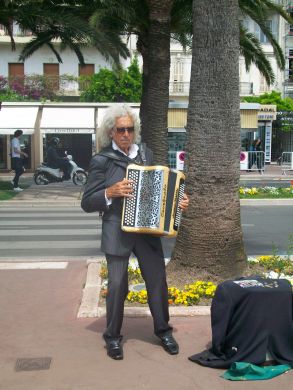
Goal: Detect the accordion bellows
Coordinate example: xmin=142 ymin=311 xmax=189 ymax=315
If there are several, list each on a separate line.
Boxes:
xmin=121 ymin=164 xmax=185 ymax=237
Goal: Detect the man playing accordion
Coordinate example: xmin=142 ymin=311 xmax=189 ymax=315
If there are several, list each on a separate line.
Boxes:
xmin=81 ymin=104 xmax=189 ymax=360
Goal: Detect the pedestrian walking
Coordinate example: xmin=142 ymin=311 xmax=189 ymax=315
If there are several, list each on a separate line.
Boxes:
xmin=11 ymin=129 xmax=28 ymax=192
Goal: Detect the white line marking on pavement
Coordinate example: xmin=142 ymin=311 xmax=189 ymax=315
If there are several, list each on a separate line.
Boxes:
xmin=0 ymin=241 xmax=98 ymax=250
xmin=0 ymin=262 xmax=68 ymax=270
xmin=1 ymin=220 xmax=99 ymax=226
xmin=0 ymin=229 xmax=100 ymax=236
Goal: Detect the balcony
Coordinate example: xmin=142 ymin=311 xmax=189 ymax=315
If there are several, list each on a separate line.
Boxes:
xmin=283 ymin=68 xmax=293 ymax=83
xmin=1 ymin=75 xmax=92 ymax=100
xmin=240 ymin=82 xmax=254 ymax=95
xmin=169 ymin=81 xmax=253 ymax=96
xmin=2 ymin=75 xmax=254 ymax=100
xmin=169 ymin=82 xmax=190 ymax=96
xmin=0 ymin=23 xmax=32 ymax=37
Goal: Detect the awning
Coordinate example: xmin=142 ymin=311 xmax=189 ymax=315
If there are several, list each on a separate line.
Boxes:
xmin=40 ymin=107 xmax=95 ymax=133
xmin=0 ymin=106 xmax=39 ymax=134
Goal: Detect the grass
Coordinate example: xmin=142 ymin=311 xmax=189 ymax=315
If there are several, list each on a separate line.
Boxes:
xmin=0 ymin=180 xmax=30 ymax=200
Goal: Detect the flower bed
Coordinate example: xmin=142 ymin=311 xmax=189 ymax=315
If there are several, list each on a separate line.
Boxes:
xmin=247 ymin=255 xmax=293 ymax=283
xmin=127 ymin=282 xmax=217 ymax=306
xmin=239 ymin=186 xmax=293 ymax=198
xmin=99 ymin=261 xmax=217 ymax=306
xmin=99 ymin=254 xmax=293 ymax=306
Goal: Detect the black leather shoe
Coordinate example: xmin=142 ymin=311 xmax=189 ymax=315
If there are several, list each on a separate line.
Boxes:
xmin=160 ymin=334 xmax=179 ymax=355
xmin=105 ymin=339 xmax=123 ymax=360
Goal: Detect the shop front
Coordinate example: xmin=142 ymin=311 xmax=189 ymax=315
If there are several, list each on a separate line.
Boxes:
xmin=240 ymin=103 xmax=276 ymax=164
xmin=257 ymin=105 xmax=277 ymax=164
xmin=0 ymin=102 xmax=277 ymax=174
xmin=40 ymin=106 xmax=96 ymax=170
xmin=0 ymin=104 xmax=39 ymax=172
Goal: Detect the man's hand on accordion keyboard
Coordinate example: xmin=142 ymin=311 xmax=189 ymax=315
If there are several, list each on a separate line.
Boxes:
xmin=179 ymin=193 xmax=189 ymax=212
xmin=105 ymin=179 xmax=134 ymax=199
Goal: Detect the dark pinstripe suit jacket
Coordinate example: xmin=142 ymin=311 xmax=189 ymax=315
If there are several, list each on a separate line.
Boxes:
xmin=81 ymin=145 xmax=163 ymax=257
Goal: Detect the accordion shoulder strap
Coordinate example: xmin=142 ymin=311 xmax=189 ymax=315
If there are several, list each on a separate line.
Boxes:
xmin=99 ymin=149 xmax=127 ymax=162
xmin=139 ymin=143 xmax=147 ymax=165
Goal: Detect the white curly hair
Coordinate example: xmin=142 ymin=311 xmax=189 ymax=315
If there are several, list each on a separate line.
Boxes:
xmin=97 ymin=104 xmax=141 ymax=151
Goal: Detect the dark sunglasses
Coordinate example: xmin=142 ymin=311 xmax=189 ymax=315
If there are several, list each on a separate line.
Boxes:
xmin=116 ymin=126 xmax=135 ymax=134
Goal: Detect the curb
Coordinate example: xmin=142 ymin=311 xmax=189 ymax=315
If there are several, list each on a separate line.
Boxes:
xmin=77 ymin=258 xmax=103 ymax=318
xmin=77 ymin=259 xmax=211 ymax=319
xmin=240 ymin=176 xmax=293 ymax=181
xmin=0 ymin=200 xmax=81 ymax=207
xmin=240 ymin=199 xmax=293 ymax=205
xmin=2 ymin=198 xmax=293 ymax=207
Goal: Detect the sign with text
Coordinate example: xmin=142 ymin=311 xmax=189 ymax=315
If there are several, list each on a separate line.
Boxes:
xmin=258 ymin=105 xmax=276 ymax=120
xmin=42 ymin=128 xmax=94 ymax=134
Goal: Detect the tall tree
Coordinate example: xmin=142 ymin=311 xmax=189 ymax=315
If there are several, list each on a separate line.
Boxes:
xmin=90 ymin=0 xmax=179 ymax=164
xmin=142 ymin=0 xmax=174 ymax=164
xmin=89 ymin=0 xmax=292 ymax=162
xmin=170 ymin=0 xmax=247 ymax=278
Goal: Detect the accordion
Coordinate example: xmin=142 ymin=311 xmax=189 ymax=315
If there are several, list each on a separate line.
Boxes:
xmin=121 ymin=164 xmax=185 ymax=237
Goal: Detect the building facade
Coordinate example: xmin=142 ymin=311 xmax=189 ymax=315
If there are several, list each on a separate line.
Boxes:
xmin=0 ymin=4 xmax=290 ymax=169
xmin=0 ymin=102 xmax=276 ymax=172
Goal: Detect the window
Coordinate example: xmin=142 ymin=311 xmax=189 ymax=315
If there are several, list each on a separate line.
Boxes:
xmin=289 ymin=58 xmax=293 ymax=80
xmin=8 ymin=63 xmax=24 ymax=88
xmin=79 ymin=64 xmax=95 ymax=76
xmin=255 ymin=20 xmax=275 ymax=43
xmin=43 ymin=63 xmax=60 ymax=90
xmin=167 ymin=132 xmax=186 ymax=169
xmin=260 ymin=74 xmax=270 ymax=93
xmin=78 ymin=64 xmax=95 ymax=91
xmin=289 ymin=12 xmax=293 ymax=34
xmin=172 ymin=57 xmax=184 ymax=92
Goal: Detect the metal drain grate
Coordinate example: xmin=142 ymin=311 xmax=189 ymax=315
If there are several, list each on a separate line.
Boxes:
xmin=15 ymin=357 xmax=52 ymax=372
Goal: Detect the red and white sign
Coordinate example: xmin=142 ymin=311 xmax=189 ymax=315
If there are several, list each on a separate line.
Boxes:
xmin=176 ymin=151 xmax=185 ymax=171
xmin=240 ymin=151 xmax=248 ymax=170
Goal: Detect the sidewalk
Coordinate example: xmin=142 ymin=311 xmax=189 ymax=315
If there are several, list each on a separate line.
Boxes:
xmin=240 ymin=163 xmax=293 ymax=181
xmin=0 ymin=260 xmax=292 ymax=390
xmin=1 ymin=173 xmax=293 ymax=388
xmin=0 ymin=174 xmax=83 ymax=206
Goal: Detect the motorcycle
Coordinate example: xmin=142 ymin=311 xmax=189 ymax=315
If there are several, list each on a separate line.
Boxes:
xmin=33 ymin=155 xmax=88 ymax=186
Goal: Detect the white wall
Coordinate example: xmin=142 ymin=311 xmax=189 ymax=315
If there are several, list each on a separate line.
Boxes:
xmin=0 ymin=41 xmax=113 ymax=76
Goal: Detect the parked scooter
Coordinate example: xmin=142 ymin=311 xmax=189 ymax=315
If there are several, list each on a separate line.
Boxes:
xmin=34 ymin=155 xmax=87 ymax=186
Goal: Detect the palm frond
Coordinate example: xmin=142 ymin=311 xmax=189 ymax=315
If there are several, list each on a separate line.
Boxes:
xmin=240 ymin=23 xmax=275 ymax=85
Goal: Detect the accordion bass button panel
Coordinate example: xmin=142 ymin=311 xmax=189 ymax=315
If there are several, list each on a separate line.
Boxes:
xmin=123 ymin=170 xmax=139 ymax=226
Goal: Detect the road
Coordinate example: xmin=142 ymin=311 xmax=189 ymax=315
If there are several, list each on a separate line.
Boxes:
xmin=240 ymin=179 xmax=293 ymax=188
xmin=241 ymin=205 xmax=293 ymax=256
xmin=0 ymin=204 xmax=292 ymax=260
xmin=0 ymin=206 xmax=103 ymax=259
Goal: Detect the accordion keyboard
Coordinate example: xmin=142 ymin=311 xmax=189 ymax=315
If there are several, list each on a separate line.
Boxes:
xmin=174 ymin=180 xmax=185 ymax=230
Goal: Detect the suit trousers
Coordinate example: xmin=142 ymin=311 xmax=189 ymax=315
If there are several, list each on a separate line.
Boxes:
xmin=103 ymin=235 xmax=172 ymax=341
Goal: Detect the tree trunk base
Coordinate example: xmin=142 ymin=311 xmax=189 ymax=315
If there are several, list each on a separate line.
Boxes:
xmin=166 ymin=259 xmax=248 ymax=288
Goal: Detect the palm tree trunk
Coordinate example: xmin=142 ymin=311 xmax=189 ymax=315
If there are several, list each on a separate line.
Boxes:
xmin=142 ymin=0 xmax=174 ymax=165
xmin=171 ymin=0 xmax=247 ymax=279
